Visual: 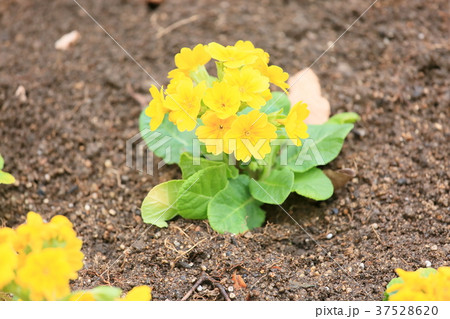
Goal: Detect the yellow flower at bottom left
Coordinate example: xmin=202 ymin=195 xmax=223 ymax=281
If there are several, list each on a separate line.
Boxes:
xmin=0 ymin=242 xmax=17 ymax=289
xmin=16 ymin=248 xmax=76 ymax=301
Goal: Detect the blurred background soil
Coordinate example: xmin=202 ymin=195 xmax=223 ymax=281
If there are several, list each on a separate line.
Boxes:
xmin=0 ymin=0 xmax=448 ymax=300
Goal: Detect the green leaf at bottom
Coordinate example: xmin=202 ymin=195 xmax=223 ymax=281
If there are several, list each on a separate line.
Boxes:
xmin=293 ymin=168 xmax=334 ymax=200
xmin=249 ymin=168 xmax=294 ymax=204
xmin=141 ymin=180 xmax=184 ymax=227
xmin=0 ymin=171 xmax=15 ymax=184
xmin=177 ymin=165 xmax=228 ymax=220
xmin=208 ymin=175 xmax=265 ymax=234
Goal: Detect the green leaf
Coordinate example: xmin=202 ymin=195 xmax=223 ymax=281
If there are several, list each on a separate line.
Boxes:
xmin=283 ymin=124 xmax=354 ymax=173
xmin=417 ymin=267 xmax=438 ymax=278
xmin=139 ymin=110 xmax=196 ymax=164
xmin=89 ymin=286 xmax=122 ymax=301
xmin=208 ymin=175 xmax=265 ymax=234
xmin=0 ymin=171 xmax=15 ymax=184
xmin=177 ymin=165 xmax=229 ymax=219
xmin=141 ymin=180 xmax=184 ymax=227
xmin=327 ymin=112 xmax=361 ymax=124
xmin=293 ymin=168 xmax=334 ymax=200
xmin=0 ymin=154 xmax=4 ymax=170
xmin=249 ymin=168 xmax=294 ymax=204
xmin=384 ymin=277 xmax=404 ymax=300
xmin=261 ymin=91 xmax=291 ymax=115
xmin=179 ymin=152 xmax=238 ymax=179
xmin=239 ymin=92 xmax=291 ymax=115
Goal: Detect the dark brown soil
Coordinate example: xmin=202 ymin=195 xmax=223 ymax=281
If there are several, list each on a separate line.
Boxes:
xmin=1 ymin=0 xmax=449 ymax=300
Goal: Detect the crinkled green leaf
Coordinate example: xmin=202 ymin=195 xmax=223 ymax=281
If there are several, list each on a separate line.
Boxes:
xmin=239 ymin=92 xmax=290 ymax=115
xmin=384 ymin=277 xmax=404 ymax=301
xmin=89 ymin=286 xmax=122 ymax=301
xmin=327 ymin=112 xmax=361 ymax=124
xmin=141 ymin=180 xmax=184 ymax=227
xmin=208 ymin=175 xmax=265 ymax=234
xmin=0 ymin=171 xmax=15 ymax=184
xmin=249 ymin=168 xmax=294 ymax=204
xmin=179 ymin=152 xmax=238 ymax=179
xmin=283 ymin=124 xmax=354 ymax=173
xmin=293 ymin=168 xmax=334 ymax=200
xmin=139 ymin=110 xmax=196 ymax=164
xmin=177 ymin=165 xmax=228 ymax=220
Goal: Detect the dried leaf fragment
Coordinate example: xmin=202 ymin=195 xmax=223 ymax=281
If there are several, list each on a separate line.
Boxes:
xmin=232 ymin=271 xmax=247 ymax=290
xmin=288 ymin=69 xmax=330 ymax=124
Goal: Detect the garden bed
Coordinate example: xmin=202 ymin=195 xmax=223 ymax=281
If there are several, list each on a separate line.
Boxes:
xmin=0 ymin=0 xmax=448 ymax=300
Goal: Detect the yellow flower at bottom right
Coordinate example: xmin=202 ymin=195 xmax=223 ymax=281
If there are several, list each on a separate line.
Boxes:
xmin=387 ymin=267 xmax=450 ymax=301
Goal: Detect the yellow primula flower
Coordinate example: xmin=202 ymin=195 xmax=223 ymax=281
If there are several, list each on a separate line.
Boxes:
xmin=224 ymin=110 xmax=277 ymax=162
xmin=224 ymin=67 xmax=270 ymax=109
xmin=278 ymin=101 xmax=309 ymax=146
xmin=146 ymin=85 xmax=169 ymax=131
xmin=206 ymin=42 xmax=258 ymax=69
xmin=47 ymin=215 xmax=84 ymax=274
xmin=0 ymin=242 xmax=18 ymax=289
xmin=261 ymin=88 xmax=272 ymax=102
xmin=166 ymin=78 xmax=206 ymax=132
xmin=234 ymin=40 xmax=269 ymax=64
xmin=167 ymin=68 xmax=187 ymax=80
xmin=0 ymin=227 xmax=16 ymax=244
xmin=166 ymin=72 xmax=190 ymax=95
xmin=174 ymin=44 xmax=211 ymax=74
xmin=265 ymin=65 xmax=289 ymax=92
xmin=251 ymin=58 xmax=289 ymax=93
xmin=203 ymin=81 xmax=241 ymax=119
xmin=196 ymin=111 xmax=237 ymax=155
xmin=14 ymin=211 xmax=46 ymax=255
xmin=16 ymin=248 xmax=75 ymax=300
xmin=119 ymin=286 xmax=152 ymax=301
xmin=387 ymin=267 xmax=450 ymax=301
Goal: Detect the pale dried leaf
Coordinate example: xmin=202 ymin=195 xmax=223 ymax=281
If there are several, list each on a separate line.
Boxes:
xmin=288 ymin=69 xmax=330 ymax=124
xmin=323 ymin=168 xmax=356 ymax=190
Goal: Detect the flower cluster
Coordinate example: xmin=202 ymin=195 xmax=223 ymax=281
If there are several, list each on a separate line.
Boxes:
xmin=386 ymin=267 xmax=450 ymax=301
xmin=0 ymin=212 xmax=151 ymax=301
xmin=145 ymin=41 xmax=309 ymax=162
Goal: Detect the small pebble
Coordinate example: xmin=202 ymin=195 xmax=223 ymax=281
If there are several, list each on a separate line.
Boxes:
xmin=227 ymin=286 xmax=234 ymax=292
xmin=326 ymin=233 xmax=333 ymax=239
xmin=84 ymin=204 xmax=91 ymax=211
xmin=108 ymin=209 xmax=116 ymax=216
xmin=200 ymin=265 xmax=207 ymax=271
xmin=104 ymin=159 xmax=112 ymax=168
xmin=229 ymin=293 xmax=236 ymax=299
xmin=430 ymin=245 xmax=437 ymax=251
xmin=197 ymin=285 xmax=203 ymax=292
xmin=359 ymin=263 xmax=365 ymax=269
xmin=43 ymin=198 xmax=49 ymax=204
xmin=425 ymin=260 xmax=432 ymax=267
xmin=120 ymin=244 xmax=126 ymax=250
